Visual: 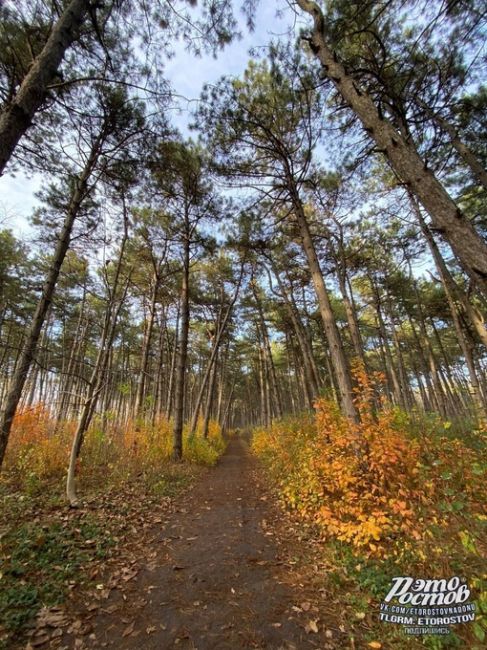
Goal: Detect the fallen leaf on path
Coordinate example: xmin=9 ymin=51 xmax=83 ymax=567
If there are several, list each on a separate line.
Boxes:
xmin=301 ymin=602 xmax=311 ymax=611
xmin=30 ymin=635 xmax=50 ymax=647
xmin=304 ymin=619 xmax=319 ymax=634
xmin=122 ymin=622 xmax=135 ymax=637
xmin=368 ymin=643 xmax=382 ymax=649
xmin=36 ymin=607 xmax=68 ymax=628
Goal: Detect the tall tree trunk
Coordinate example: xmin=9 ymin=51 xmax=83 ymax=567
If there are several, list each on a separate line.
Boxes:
xmin=0 ymin=141 xmax=99 ymax=469
xmin=268 ymin=262 xmax=319 ymax=406
xmin=257 ymin=338 xmax=271 ymax=427
xmin=56 ymin=285 xmax=87 ymax=426
xmin=172 ymin=230 xmax=190 ymax=461
xmin=66 ymin=214 xmax=130 ymax=504
xmin=413 ymin=206 xmax=487 ymax=416
xmin=338 ymin=271 xmax=364 ymax=362
xmin=251 ymin=286 xmax=283 ymax=420
xmin=165 ymin=306 xmax=180 ymax=420
xmin=189 ymin=267 xmax=242 ymax=433
xmin=202 ymin=349 xmax=219 ymax=439
xmin=291 ymin=199 xmax=358 ymax=422
xmin=0 ymin=0 xmax=96 ymax=174
xmin=296 ymin=0 xmax=487 ymax=290
xmin=134 ymin=275 xmax=158 ymax=419
xmin=412 ymin=197 xmax=487 ymax=348
xmin=221 ymin=382 xmax=235 ymax=434
xmin=370 ymin=276 xmax=403 ymax=407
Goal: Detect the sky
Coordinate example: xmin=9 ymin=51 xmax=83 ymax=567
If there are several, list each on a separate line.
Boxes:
xmin=0 ymin=1 xmax=299 ymax=238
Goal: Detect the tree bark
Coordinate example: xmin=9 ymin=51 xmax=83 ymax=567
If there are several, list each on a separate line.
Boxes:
xmin=0 ymin=0 xmax=96 ymax=174
xmin=66 ymin=213 xmax=130 ymax=505
xmin=292 ymin=200 xmax=359 ymax=422
xmin=295 ymin=0 xmax=487 ymax=291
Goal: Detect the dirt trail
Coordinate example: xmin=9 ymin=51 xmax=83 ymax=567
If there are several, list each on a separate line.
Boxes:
xmin=64 ymin=435 xmax=330 ymax=649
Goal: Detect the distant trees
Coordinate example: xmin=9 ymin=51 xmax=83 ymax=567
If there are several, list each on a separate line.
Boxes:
xmin=198 ymin=57 xmax=359 ymax=422
xmin=0 ymin=0 xmax=486 ymax=493
xmin=0 ymin=0 xmax=247 ymax=484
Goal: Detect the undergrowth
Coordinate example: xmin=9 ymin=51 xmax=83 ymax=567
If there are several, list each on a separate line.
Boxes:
xmin=252 ymin=363 xmax=487 ymax=648
xmin=0 ymin=409 xmax=227 ymax=646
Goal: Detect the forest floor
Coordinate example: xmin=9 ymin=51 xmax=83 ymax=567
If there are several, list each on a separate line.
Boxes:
xmin=17 ymin=434 xmax=357 ymax=650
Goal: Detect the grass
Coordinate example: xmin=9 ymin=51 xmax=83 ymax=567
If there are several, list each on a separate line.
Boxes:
xmin=0 ymin=515 xmax=112 ymax=641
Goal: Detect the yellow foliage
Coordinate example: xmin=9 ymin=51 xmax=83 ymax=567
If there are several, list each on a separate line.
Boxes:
xmin=3 ymin=406 xmax=226 ymax=491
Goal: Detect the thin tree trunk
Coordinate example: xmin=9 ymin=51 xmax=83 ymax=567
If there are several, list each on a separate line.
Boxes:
xmin=202 ymin=349 xmax=219 ymax=439
xmin=172 ymin=228 xmax=190 ymax=461
xmin=268 ymin=262 xmax=318 ymax=405
xmin=425 ymin=107 xmax=487 ymax=191
xmin=0 ymin=140 xmax=100 ymax=468
xmin=166 ymin=306 xmax=180 ymax=420
xmin=66 ymin=213 xmax=130 ymax=504
xmin=134 ymin=275 xmax=158 ymax=419
xmin=189 ymin=267 xmax=243 ymax=434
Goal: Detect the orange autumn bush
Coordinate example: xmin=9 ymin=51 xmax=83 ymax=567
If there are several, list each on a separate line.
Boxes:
xmin=3 ymin=406 xmax=226 ymax=492
xmin=4 ymin=404 xmax=73 ymax=483
xmin=252 ymin=363 xmax=485 ymax=556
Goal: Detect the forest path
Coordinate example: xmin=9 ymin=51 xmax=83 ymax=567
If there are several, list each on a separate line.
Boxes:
xmin=63 ymin=435 xmax=331 ymax=650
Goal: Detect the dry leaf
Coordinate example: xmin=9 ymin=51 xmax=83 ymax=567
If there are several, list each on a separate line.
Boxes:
xmin=122 ymin=622 xmax=135 ymax=637
xmin=30 ymin=635 xmax=50 ymax=647
xmin=368 ymin=643 xmax=382 ymax=649
xmin=304 ymin=619 xmax=319 ymax=634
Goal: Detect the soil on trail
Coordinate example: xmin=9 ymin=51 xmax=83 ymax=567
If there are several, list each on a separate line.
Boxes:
xmin=61 ymin=435 xmax=332 ymax=649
